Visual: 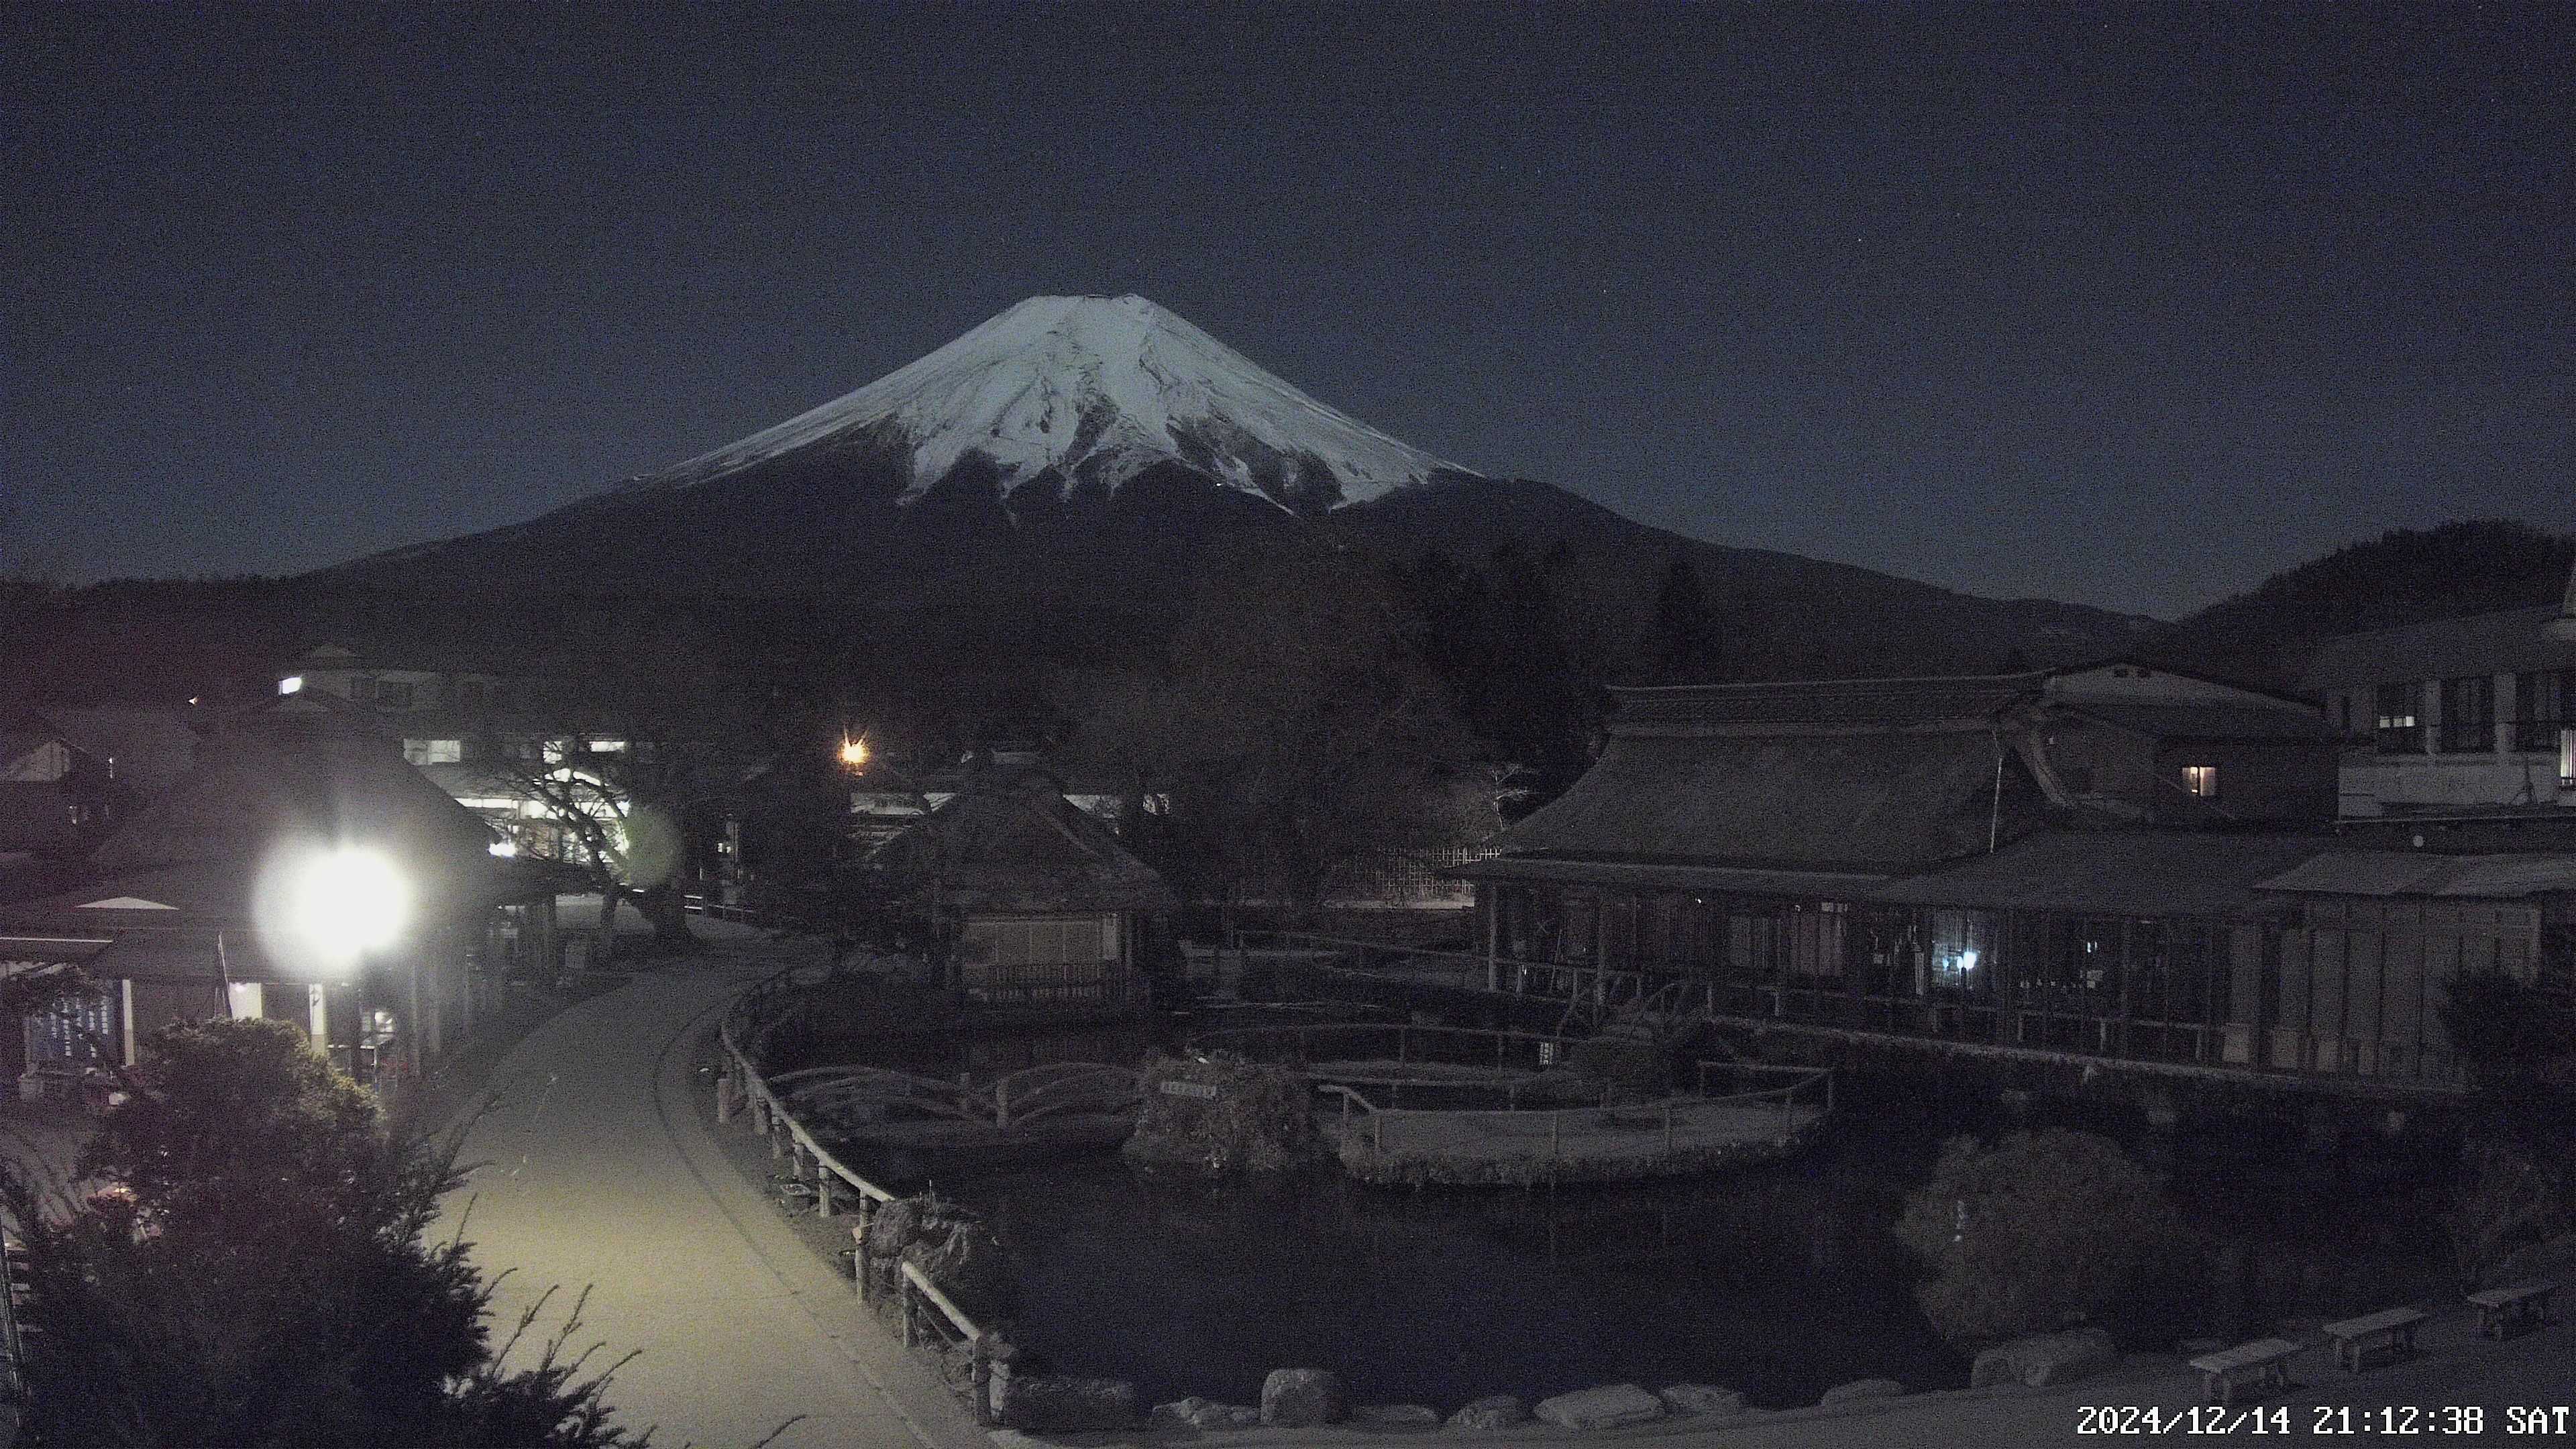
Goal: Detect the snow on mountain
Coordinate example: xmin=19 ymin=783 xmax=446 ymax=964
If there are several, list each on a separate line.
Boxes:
xmin=631 ymin=294 xmax=1474 ymax=509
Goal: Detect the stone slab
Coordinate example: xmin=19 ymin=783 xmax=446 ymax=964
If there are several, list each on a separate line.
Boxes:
xmin=1444 ymin=1395 xmax=1528 ymax=1432
xmin=1819 ymin=1377 xmax=1906 ymax=1407
xmin=1533 ymin=1383 xmax=1665 ymax=1430
xmin=1970 ymin=1328 xmax=2116 ymax=1389
xmin=1659 ymin=1383 xmax=1749 ymax=1417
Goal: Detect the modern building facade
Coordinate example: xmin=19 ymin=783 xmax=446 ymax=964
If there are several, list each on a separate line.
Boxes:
xmin=2301 ymin=565 xmax=2576 ymax=816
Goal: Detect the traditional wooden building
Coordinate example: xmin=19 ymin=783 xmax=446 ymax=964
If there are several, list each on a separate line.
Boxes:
xmin=2243 ymin=851 xmax=2576 ymax=1081
xmin=855 ymin=767 xmax=1175 ymax=1014
xmin=0 ymin=706 xmax=201 ymax=855
xmin=1436 ymin=663 xmax=2555 ymax=1083
xmin=0 ymin=692 xmax=544 ymax=1091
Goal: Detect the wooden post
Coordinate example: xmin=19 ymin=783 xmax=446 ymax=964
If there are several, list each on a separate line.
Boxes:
xmin=971 ymin=1332 xmax=997 ymax=1428
xmin=902 ymin=1277 xmax=920 ymax=1346
xmin=816 ymin=1167 xmax=837 ymax=1219
xmin=716 ymin=1064 xmax=737 ymax=1122
xmin=853 ymin=1220 xmax=871 ymax=1299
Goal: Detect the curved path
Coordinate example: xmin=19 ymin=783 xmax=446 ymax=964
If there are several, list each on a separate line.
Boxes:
xmin=440 ymin=946 xmax=988 ymax=1449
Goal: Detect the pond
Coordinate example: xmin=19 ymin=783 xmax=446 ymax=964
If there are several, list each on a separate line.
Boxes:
xmin=804 ymin=1010 xmax=2461 ymax=1414
xmin=934 ymin=1140 xmax=1962 ymax=1411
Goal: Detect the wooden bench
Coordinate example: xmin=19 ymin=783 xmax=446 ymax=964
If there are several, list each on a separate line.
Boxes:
xmin=2467 ymin=1281 xmax=2557 ymax=1340
xmin=2322 ymin=1307 xmax=2428 ymax=1372
xmin=2188 ymin=1338 xmax=2300 ymax=1404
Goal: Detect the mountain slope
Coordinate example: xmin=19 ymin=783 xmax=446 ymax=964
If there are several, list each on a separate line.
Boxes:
xmin=312 ymin=294 xmax=2149 ymax=676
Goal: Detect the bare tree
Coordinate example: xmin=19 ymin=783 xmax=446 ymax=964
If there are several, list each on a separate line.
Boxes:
xmin=1061 ymin=542 xmax=1479 ymax=918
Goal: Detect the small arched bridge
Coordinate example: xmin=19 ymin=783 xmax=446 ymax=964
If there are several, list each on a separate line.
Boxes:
xmin=768 ymin=1061 xmax=1144 ymax=1132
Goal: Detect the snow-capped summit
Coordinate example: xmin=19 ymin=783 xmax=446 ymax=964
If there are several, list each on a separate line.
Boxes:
xmin=634 ymin=294 xmax=1474 ymax=511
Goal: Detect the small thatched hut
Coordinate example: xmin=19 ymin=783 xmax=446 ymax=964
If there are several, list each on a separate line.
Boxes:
xmin=856 ymin=768 xmax=1174 ymax=1014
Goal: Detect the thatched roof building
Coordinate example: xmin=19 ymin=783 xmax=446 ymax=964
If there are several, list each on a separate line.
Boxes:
xmin=857 ymin=767 xmax=1173 ymax=916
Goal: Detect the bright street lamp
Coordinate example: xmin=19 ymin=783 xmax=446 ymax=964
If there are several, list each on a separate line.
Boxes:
xmin=258 ymin=843 xmax=411 ymax=1082
xmin=286 ymin=846 xmax=410 ymax=965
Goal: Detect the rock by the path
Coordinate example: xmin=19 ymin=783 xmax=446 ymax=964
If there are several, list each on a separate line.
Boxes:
xmin=1970 ymin=1328 xmax=2116 ymax=1389
xmin=1352 ymin=1403 xmax=1442 ymax=1429
xmin=989 ymin=1369 xmax=1138 ymax=1432
xmin=1818 ymin=1377 xmax=1906 ymax=1407
xmin=1261 ymin=1368 xmax=1349 ymax=1428
xmin=1444 ymin=1395 xmax=1529 ymax=1431
xmin=1152 ymin=1396 xmax=1260 ymax=1429
xmin=1658 ymin=1384 xmax=1749 ymax=1417
xmin=1533 ymin=1383 xmax=1665 ymax=1430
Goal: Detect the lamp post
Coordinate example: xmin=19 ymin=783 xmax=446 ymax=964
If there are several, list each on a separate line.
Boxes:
xmin=278 ymin=845 xmax=411 ymax=1083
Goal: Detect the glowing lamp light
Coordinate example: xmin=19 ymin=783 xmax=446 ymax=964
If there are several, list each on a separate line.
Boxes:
xmin=839 ymin=737 xmax=870 ymax=770
xmin=487 ymin=838 xmax=517 ymax=858
xmin=1958 ymin=950 xmax=1978 ymax=971
xmin=284 ymin=847 xmax=409 ymax=965
xmin=278 ymin=675 xmax=304 ymax=696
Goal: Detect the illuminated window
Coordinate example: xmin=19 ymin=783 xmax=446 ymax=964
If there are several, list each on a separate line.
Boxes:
xmin=402 ymin=738 xmax=462 ymax=765
xmin=2184 ymin=764 xmax=2218 ymax=798
xmin=586 ymin=739 xmax=628 ymax=755
xmin=2374 ymin=683 xmax=2425 ymax=755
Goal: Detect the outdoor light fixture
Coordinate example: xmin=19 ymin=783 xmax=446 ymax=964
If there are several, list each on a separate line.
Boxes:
xmin=262 ymin=843 xmax=410 ymax=969
xmin=488 ymin=838 xmax=517 ymax=858
xmin=839 ymin=736 xmax=870 ymax=769
xmin=278 ymin=675 xmax=303 ymax=696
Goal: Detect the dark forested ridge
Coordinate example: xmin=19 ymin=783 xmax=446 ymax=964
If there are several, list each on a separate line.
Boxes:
xmin=2141 ymin=520 xmax=2576 ymax=689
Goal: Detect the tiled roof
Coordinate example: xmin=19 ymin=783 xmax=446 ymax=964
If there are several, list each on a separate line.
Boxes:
xmin=2058 ymin=699 xmax=2336 ymax=741
xmin=2255 ymin=850 xmax=2576 ymax=898
xmin=1445 ymin=855 xmax=1888 ymax=898
xmin=1609 ymin=675 xmax=2040 ymax=735
xmin=1866 ymin=830 xmax=2329 ymax=917
xmin=2298 ymin=605 xmax=2576 ymax=691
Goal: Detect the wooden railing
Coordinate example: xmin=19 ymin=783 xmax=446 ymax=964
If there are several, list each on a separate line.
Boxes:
xmin=1315 ymin=1059 xmax=1835 ymax=1158
xmin=1188 ymin=1020 xmax=1580 ymax=1073
xmin=716 ymin=970 xmax=1008 ymax=1422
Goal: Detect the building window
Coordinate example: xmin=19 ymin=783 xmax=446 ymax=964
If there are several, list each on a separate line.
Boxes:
xmin=585 ymin=739 xmax=628 ymax=755
xmin=2515 ymin=668 xmax=2575 ymax=752
xmin=2375 ymin=683 xmax=2426 ymax=754
xmin=2438 ymin=674 xmax=2495 ymax=753
xmin=2183 ymin=764 xmax=2219 ymax=798
xmin=402 ymin=738 xmax=463 ymax=765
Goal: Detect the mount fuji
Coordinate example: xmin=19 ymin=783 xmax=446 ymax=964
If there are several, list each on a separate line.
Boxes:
xmin=316 ymin=294 xmax=2149 ymax=675
xmin=633 ymin=293 xmax=1472 ymax=514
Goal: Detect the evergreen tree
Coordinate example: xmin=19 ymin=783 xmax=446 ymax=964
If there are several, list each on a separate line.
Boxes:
xmin=1 ymin=1018 xmax=647 ymax=1448
xmin=1646 ymin=549 xmax=1723 ymax=682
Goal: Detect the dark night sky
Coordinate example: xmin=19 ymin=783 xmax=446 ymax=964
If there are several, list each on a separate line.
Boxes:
xmin=5 ymin=2 xmax=2571 ymax=618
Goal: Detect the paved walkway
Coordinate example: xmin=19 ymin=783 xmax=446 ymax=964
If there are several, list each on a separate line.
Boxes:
xmin=442 ymin=941 xmax=989 ymax=1449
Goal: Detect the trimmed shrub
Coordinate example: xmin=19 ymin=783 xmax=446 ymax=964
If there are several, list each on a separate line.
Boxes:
xmin=1894 ymin=1128 xmax=2182 ymax=1347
